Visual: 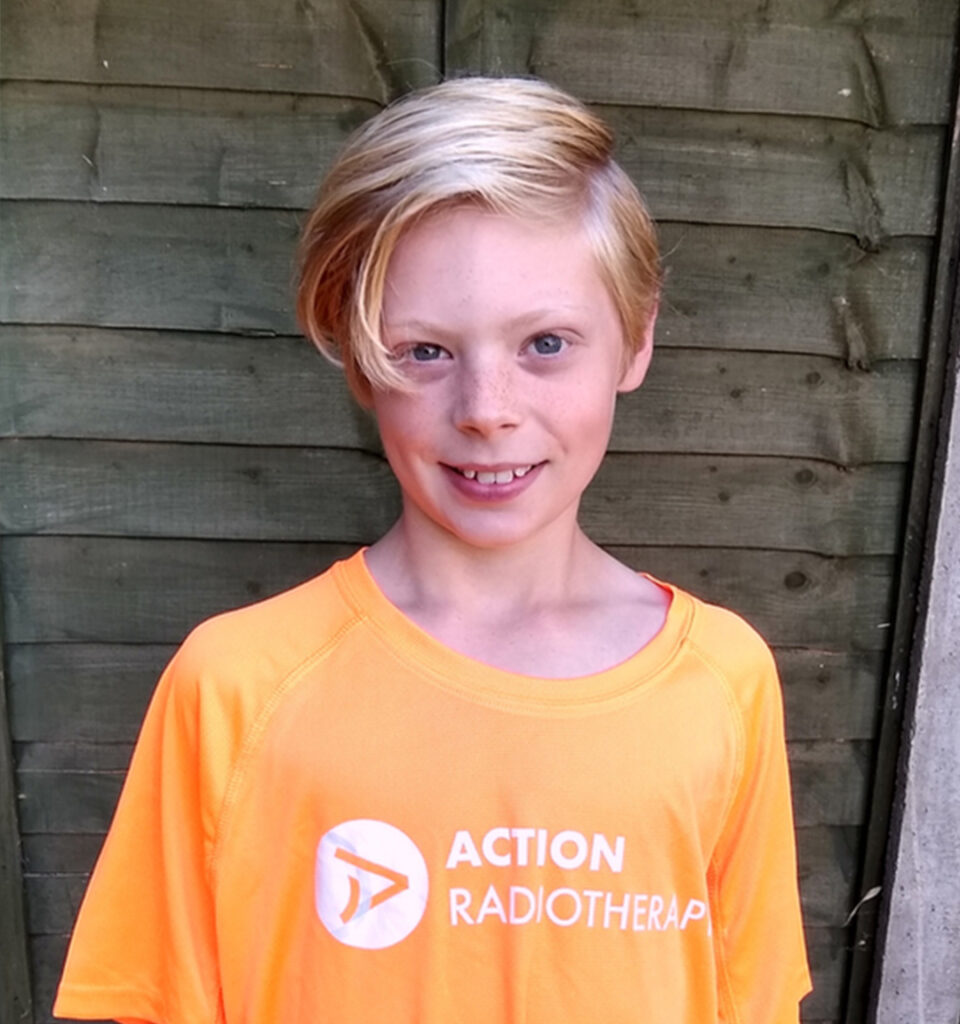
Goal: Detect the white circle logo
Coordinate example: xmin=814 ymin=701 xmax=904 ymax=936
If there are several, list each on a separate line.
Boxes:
xmin=315 ymin=819 xmax=429 ymax=949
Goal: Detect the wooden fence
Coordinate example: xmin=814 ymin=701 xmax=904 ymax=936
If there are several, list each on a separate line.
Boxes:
xmin=1 ymin=1 xmax=958 ymax=1020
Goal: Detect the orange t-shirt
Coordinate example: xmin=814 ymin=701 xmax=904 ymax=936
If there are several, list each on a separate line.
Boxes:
xmin=55 ymin=550 xmax=811 ymax=1023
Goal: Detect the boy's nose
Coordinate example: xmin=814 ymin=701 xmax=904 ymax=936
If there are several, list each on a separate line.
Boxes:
xmin=453 ymin=357 xmax=521 ymax=436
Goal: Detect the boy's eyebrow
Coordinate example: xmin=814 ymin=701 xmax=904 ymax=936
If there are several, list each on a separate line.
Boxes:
xmin=381 ymin=318 xmax=459 ymax=341
xmin=383 ymin=307 xmax=589 ymax=337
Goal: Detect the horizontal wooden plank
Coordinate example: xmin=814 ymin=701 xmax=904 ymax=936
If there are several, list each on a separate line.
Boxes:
xmin=24 ymin=872 xmax=88 ymax=937
xmin=30 ymin=933 xmax=111 ymax=1024
xmin=25 ymin=928 xmax=844 ymax=1024
xmin=15 ymin=743 xmax=133 ymax=773
xmin=446 ymin=0 xmax=957 ymax=126
xmin=2 ymin=0 xmax=440 ymax=100
xmin=0 ymin=537 xmax=357 ymax=645
xmin=0 ymin=326 xmax=379 ymax=451
xmin=773 ymin=648 xmax=883 ymax=742
xmin=21 ymin=833 xmax=105 ymax=875
xmin=5 ymin=640 xmax=882 ymax=745
xmin=1 ymin=537 xmax=897 ymax=650
xmin=15 ymin=823 xmax=862 ymax=917
xmin=8 ymin=646 xmax=173 ymax=745
xmin=609 ymin=107 xmax=943 ymax=242
xmin=0 ymin=202 xmax=931 ymax=360
xmin=605 ymin=449 xmax=902 ymax=554
xmin=5 ymin=0 xmax=954 ymax=125
xmin=0 ymin=439 xmax=906 ymax=554
xmin=0 ymin=438 xmax=401 ymax=541
xmin=16 ymin=770 xmax=124 ymax=834
xmin=797 ymin=825 xmax=861 ymax=929
xmin=658 ymin=225 xmax=930 ymax=362
xmin=0 ymin=201 xmax=300 ymax=335
xmin=12 ymin=739 xmax=867 ymax=836
xmin=0 ymin=84 xmax=376 ymax=209
xmin=0 ymin=326 xmax=919 ymax=464
xmin=803 ymin=926 xmax=849 ymax=1021
xmin=789 ymin=740 xmax=871 ymax=832
xmin=575 ymin=548 xmax=896 ymax=652
xmin=0 ymin=82 xmax=945 ymax=239
xmin=0 ymin=557 xmax=32 ymax=1022
xmin=16 ymin=821 xmax=859 ymax=935
xmin=615 ymin=349 xmax=916 ymax=463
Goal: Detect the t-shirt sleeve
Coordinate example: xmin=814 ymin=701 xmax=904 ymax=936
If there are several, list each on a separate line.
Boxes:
xmin=53 ymin=642 xmax=223 ymax=1024
xmin=708 ymin=638 xmax=813 ymax=1024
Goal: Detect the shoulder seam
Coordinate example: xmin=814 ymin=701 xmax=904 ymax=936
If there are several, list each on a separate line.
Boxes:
xmin=689 ymin=638 xmax=746 ymax=1024
xmin=207 ymin=613 xmax=365 ymax=881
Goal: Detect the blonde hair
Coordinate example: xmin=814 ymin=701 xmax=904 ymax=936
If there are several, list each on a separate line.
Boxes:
xmin=296 ymin=76 xmax=660 ymax=401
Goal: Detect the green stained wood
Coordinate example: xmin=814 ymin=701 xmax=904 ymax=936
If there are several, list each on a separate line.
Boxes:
xmin=11 ymin=743 xmax=865 ymax=833
xmin=0 ymin=81 xmax=945 ymax=239
xmin=0 ymin=576 xmax=33 ymax=1024
xmin=774 ymin=649 xmax=883 ymax=743
xmin=21 ymin=834 xmax=105 ymax=875
xmin=28 ymin=933 xmax=107 ymax=1023
xmin=0 ymin=326 xmax=919 ymax=464
xmin=1 ymin=5 xmax=952 ymax=1018
xmin=16 ymin=744 xmax=132 ymax=773
xmin=0 ymin=439 xmax=905 ymax=555
xmin=13 ymin=823 xmax=858 ymax=935
xmin=0 ymin=83 xmax=379 ymax=209
xmin=444 ymin=0 xmax=956 ymax=126
xmin=15 ymin=771 xmax=124 ymax=835
xmin=4 ymin=642 xmax=881 ymax=745
xmin=591 ymin=455 xmax=903 ymax=555
xmin=803 ymin=927 xmax=849 ymax=1021
xmin=0 ymin=439 xmax=402 ymax=542
xmin=0 ymin=201 xmax=301 ymax=336
xmin=5 ymin=0 xmax=951 ymax=124
xmin=658 ymin=226 xmax=930 ymax=363
xmin=846 ymin=63 xmax=960 ymax=1024
xmin=789 ymin=741 xmax=872 ymax=832
xmin=8 ymin=645 xmax=174 ymax=744
xmin=1 ymin=537 xmax=896 ymax=651
xmin=25 ymin=872 xmax=90 ymax=937
xmin=17 ymin=853 xmax=833 ymax=1020
xmin=0 ymin=537 xmax=358 ymax=645
xmin=2 ymin=0 xmax=441 ymax=101
xmin=610 ymin=546 xmax=897 ymax=652
xmin=16 ymin=928 xmax=846 ymax=1024
xmin=797 ymin=825 xmax=861 ymax=929
xmin=0 ymin=202 xmax=930 ymax=361
xmin=613 ymin=350 xmax=917 ymax=464
xmin=608 ymin=107 xmax=943 ymax=243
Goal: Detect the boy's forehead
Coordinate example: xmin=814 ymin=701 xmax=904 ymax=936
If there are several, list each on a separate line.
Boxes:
xmin=382 ymin=207 xmax=614 ymax=324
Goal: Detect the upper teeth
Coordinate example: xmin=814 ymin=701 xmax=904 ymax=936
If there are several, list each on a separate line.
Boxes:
xmin=461 ymin=466 xmax=533 ymax=484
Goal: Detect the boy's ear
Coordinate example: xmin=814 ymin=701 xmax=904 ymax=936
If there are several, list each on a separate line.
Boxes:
xmin=617 ymin=301 xmax=658 ymax=394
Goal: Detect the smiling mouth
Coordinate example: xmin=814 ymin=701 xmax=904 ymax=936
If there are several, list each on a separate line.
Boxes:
xmin=450 ymin=465 xmax=536 ymax=484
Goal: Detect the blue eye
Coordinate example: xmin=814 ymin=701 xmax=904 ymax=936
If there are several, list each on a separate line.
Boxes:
xmin=531 ymin=333 xmax=565 ymax=356
xmin=409 ymin=343 xmax=447 ymax=361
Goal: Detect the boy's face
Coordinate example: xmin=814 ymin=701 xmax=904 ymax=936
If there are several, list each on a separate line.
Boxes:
xmin=372 ymin=205 xmax=654 ymax=552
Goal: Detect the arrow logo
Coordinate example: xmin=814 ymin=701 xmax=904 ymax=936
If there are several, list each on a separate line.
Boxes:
xmin=334 ymin=847 xmax=410 ymax=923
xmin=315 ymin=819 xmax=429 ymax=949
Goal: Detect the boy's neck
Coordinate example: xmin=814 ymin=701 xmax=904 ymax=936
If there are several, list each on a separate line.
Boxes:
xmin=362 ymin=511 xmax=671 ymax=678
xmin=365 ymin=512 xmax=596 ymax=615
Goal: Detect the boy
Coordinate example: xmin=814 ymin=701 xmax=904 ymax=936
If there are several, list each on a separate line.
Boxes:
xmin=55 ymin=77 xmax=811 ymax=1022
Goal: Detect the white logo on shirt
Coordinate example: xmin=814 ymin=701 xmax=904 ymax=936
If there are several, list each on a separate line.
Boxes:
xmin=315 ymin=819 xmax=429 ymax=949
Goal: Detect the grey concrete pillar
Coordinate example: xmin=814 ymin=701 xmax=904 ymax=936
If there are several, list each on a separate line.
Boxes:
xmin=873 ymin=349 xmax=960 ymax=1022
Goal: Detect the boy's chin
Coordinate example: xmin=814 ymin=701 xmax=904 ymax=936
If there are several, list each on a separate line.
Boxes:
xmin=400 ymin=506 xmax=580 ymax=555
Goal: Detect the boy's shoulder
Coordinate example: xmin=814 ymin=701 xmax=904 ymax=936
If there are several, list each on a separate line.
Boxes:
xmin=673 ymin=583 xmax=781 ymax=711
xmin=166 ymin=555 xmax=359 ymax=707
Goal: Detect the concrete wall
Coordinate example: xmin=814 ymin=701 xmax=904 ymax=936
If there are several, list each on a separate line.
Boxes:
xmin=874 ymin=347 xmax=960 ymax=1021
